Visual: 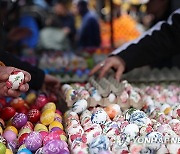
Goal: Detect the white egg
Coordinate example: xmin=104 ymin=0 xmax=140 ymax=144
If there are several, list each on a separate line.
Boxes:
xmin=123 ymin=123 xmax=139 ymax=139
xmin=91 ymin=109 xmax=107 ymax=125
xmin=108 ymin=93 xmax=116 ymax=102
xmin=62 ymin=84 xmax=72 ymax=93
xmin=72 ymin=99 xmax=88 ymax=114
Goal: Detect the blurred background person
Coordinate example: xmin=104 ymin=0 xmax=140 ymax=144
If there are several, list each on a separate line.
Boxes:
xmin=76 ymin=0 xmax=101 ymax=50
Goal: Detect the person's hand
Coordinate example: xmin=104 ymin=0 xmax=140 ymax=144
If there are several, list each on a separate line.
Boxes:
xmin=89 ymin=56 xmax=126 ymax=81
xmin=43 ymin=74 xmax=61 ymax=93
xmin=0 ymin=66 xmax=31 ymax=97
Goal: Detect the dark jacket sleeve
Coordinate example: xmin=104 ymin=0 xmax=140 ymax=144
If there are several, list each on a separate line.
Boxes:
xmin=0 ymin=51 xmax=45 ymax=90
xmin=111 ymin=9 xmax=180 ymax=72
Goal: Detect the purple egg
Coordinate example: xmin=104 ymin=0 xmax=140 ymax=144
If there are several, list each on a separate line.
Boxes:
xmin=54 ymin=117 xmax=62 ymax=123
xmin=43 ymin=139 xmax=69 ymax=154
xmin=25 ymin=132 xmax=42 ymax=151
xmin=3 ymin=130 xmax=16 ymax=142
xmin=50 ymin=127 xmax=61 ymax=132
xmin=7 ymin=140 xmax=18 ymax=153
xmin=12 ymin=113 xmax=27 ymax=129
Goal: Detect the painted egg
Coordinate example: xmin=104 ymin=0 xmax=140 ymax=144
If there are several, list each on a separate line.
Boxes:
xmin=145 ymin=132 xmax=163 ymax=150
xmin=39 ymin=131 xmax=48 ymax=140
xmin=25 ymin=92 xmax=36 ymax=104
xmin=16 ymin=105 xmax=29 ymax=114
xmin=65 ymin=89 xmax=76 ymax=102
xmin=167 ymin=143 xmax=180 ymax=154
xmin=78 ymin=90 xmax=90 ymax=100
xmin=7 ymin=140 xmax=17 ymax=153
xmin=40 ymin=109 xmax=55 ymax=126
xmin=49 ymin=121 xmax=63 ymax=131
xmin=62 ymin=84 xmax=72 ymax=94
xmin=35 ymin=147 xmax=44 ymax=154
xmin=72 ymin=99 xmax=87 ymax=114
xmin=17 ymin=148 xmax=32 ymax=154
xmin=55 ymin=110 xmax=62 ymax=116
xmin=50 ymin=127 xmax=61 ymax=132
xmin=91 ymin=109 xmax=107 ymax=125
xmin=18 ymin=128 xmax=32 ymax=138
xmin=27 ymin=109 xmax=41 ymax=123
xmin=21 ymin=121 xmax=34 ymax=131
xmin=0 ymin=136 xmax=7 ymax=145
xmin=43 ymin=131 xmax=62 ymax=145
xmin=43 ymin=139 xmax=69 ymax=154
xmin=18 ymin=133 xmax=29 ymax=146
xmin=17 ymin=144 xmax=26 ymax=152
xmin=34 ymin=124 xmax=48 ymax=132
xmin=3 ymin=130 xmax=16 ymax=142
xmin=123 ymin=124 xmax=139 ymax=139
xmin=11 ymin=98 xmax=25 ymax=109
xmin=108 ymin=93 xmax=116 ymax=102
xmin=12 ymin=113 xmax=27 ymax=129
xmin=5 ymin=126 xmax=18 ymax=135
xmin=60 ymin=135 xmax=67 ymax=142
xmin=42 ymin=102 xmax=56 ymax=112
xmin=0 ymin=143 xmax=6 ymax=154
xmin=6 ymin=71 xmax=24 ymax=90
xmin=89 ymin=135 xmax=109 ymax=154
xmin=25 ymin=132 xmax=42 ymax=151
xmin=104 ymin=104 xmax=121 ymax=119
xmin=160 ymin=104 xmax=171 ymax=115
xmin=6 ymin=149 xmax=13 ymax=154
xmin=0 ymin=107 xmax=16 ymax=121
xmin=71 ymin=140 xmax=88 ymax=154
xmin=35 ymin=94 xmax=48 ymax=109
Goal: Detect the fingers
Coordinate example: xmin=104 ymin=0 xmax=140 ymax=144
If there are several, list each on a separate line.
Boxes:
xmin=23 ymin=71 xmax=31 ymax=83
xmin=7 ymin=89 xmax=21 ymax=97
xmin=115 ymin=66 xmax=124 ymax=82
xmin=0 ymin=73 xmax=9 ymax=82
xmin=19 ymin=83 xmax=29 ymax=92
xmin=89 ymin=61 xmax=105 ymax=76
xmin=99 ymin=62 xmax=113 ymax=78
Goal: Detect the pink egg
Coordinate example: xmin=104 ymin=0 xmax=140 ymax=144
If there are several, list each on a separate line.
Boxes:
xmin=43 ymin=131 xmax=61 ymax=145
xmin=39 ymin=131 xmax=48 ymax=140
xmin=25 ymin=131 xmax=42 ymax=151
xmin=35 ymin=94 xmax=48 ymax=109
xmin=55 ymin=110 xmax=62 ymax=116
xmin=3 ymin=130 xmax=16 ymax=142
xmin=12 ymin=113 xmax=27 ymax=129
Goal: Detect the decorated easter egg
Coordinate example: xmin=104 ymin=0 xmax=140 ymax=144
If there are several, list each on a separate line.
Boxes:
xmin=160 ymin=104 xmax=171 ymax=115
xmin=49 ymin=121 xmax=63 ymax=131
xmin=60 ymin=135 xmax=67 ymax=142
xmin=71 ymin=140 xmax=88 ymax=154
xmin=55 ymin=110 xmax=62 ymax=116
xmin=17 ymin=148 xmax=32 ymax=154
xmin=72 ymin=99 xmax=87 ymax=114
xmin=25 ymin=132 xmax=42 ymax=151
xmin=65 ymin=89 xmax=76 ymax=102
xmin=43 ymin=131 xmax=61 ymax=145
xmin=21 ymin=121 xmax=34 ymax=131
xmin=35 ymin=94 xmax=48 ymax=109
xmin=17 ymin=144 xmax=26 ymax=152
xmin=18 ymin=133 xmax=29 ymax=146
xmin=40 ymin=109 xmax=55 ymax=126
xmin=43 ymin=139 xmax=69 ymax=154
xmin=39 ymin=131 xmax=48 ymax=140
xmin=89 ymin=135 xmax=109 ymax=154
xmin=35 ymin=147 xmax=44 ymax=154
xmin=27 ymin=109 xmax=41 ymax=123
xmin=34 ymin=124 xmax=48 ymax=132
xmin=7 ymin=140 xmax=17 ymax=153
xmin=25 ymin=92 xmax=36 ymax=104
xmin=91 ymin=109 xmax=107 ymax=125
xmin=0 ymin=136 xmax=6 ymax=145
xmin=11 ymin=98 xmax=25 ymax=109
xmin=78 ymin=89 xmax=90 ymax=100
xmin=12 ymin=113 xmax=27 ymax=129
xmin=3 ymin=130 xmax=16 ymax=142
xmin=104 ymin=104 xmax=121 ymax=119
xmin=123 ymin=124 xmax=139 ymax=139
xmin=6 ymin=149 xmax=13 ymax=154
xmin=16 ymin=105 xmax=29 ymax=114
xmin=6 ymin=71 xmax=24 ymax=90
xmin=5 ymin=126 xmax=18 ymax=135
xmin=62 ymin=84 xmax=72 ymax=94
xmin=42 ymin=102 xmax=56 ymax=112
xmin=18 ymin=128 xmax=32 ymax=138
xmin=0 ymin=143 xmax=6 ymax=154
xmin=1 ymin=107 xmax=16 ymax=121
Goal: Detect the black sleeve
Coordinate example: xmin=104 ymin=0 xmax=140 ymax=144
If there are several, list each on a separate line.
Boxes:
xmin=112 ymin=9 xmax=180 ymax=72
xmin=0 ymin=51 xmax=45 ymax=90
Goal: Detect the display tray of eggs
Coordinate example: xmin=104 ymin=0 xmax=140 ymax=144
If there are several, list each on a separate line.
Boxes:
xmin=0 ymin=92 xmax=69 ymax=154
xmin=63 ymin=82 xmax=180 ymax=154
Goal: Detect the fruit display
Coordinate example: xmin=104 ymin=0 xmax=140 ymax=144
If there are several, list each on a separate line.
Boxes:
xmin=62 ymin=76 xmax=180 ymax=154
xmin=0 ymin=92 xmax=69 ymax=154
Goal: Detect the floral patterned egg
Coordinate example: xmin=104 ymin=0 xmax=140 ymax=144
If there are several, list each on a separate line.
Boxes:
xmin=72 ymin=99 xmax=87 ymax=114
xmin=12 ymin=113 xmax=28 ymax=129
xmin=91 ymin=109 xmax=107 ymax=125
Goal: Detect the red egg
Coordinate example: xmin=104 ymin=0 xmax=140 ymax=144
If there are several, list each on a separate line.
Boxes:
xmin=21 ymin=121 xmax=34 ymax=131
xmin=39 ymin=131 xmax=48 ymax=140
xmin=16 ymin=105 xmax=29 ymax=114
xmin=30 ymin=104 xmax=39 ymax=110
xmin=18 ymin=133 xmax=29 ymax=146
xmin=11 ymin=98 xmax=25 ymax=109
xmin=27 ymin=109 xmax=41 ymax=123
xmin=48 ymin=93 xmax=57 ymax=102
xmin=1 ymin=107 xmax=16 ymax=121
xmin=35 ymin=94 xmax=48 ymax=109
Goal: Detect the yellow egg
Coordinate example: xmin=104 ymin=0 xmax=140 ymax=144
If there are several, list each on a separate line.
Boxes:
xmin=42 ymin=102 xmax=56 ymax=112
xmin=49 ymin=121 xmax=63 ymax=131
xmin=40 ymin=109 xmax=55 ymax=126
xmin=34 ymin=123 xmax=48 ymax=132
xmin=5 ymin=126 xmax=18 ymax=135
xmin=0 ymin=127 xmax=3 ymax=135
xmin=25 ymin=93 xmax=36 ymax=104
xmin=6 ymin=149 xmax=13 ymax=154
xmin=60 ymin=135 xmax=67 ymax=142
xmin=18 ymin=128 xmax=32 ymax=138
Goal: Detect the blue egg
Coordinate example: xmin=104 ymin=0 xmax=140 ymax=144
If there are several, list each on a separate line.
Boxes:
xmin=17 ymin=148 xmax=32 ymax=154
